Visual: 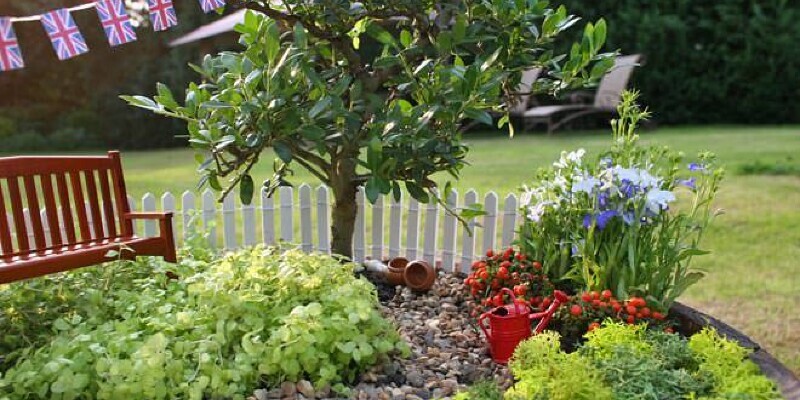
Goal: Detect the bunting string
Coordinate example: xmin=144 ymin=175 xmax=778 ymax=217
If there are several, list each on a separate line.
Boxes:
xmin=0 ymin=0 xmax=226 ymax=72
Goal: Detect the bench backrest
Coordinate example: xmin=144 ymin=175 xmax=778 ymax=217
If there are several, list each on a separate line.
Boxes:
xmin=0 ymin=151 xmax=133 ymax=261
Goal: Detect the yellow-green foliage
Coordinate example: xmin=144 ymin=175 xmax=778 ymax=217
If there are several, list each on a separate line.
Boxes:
xmin=581 ymin=320 xmax=652 ymax=360
xmin=505 ymin=332 xmax=613 ymax=400
xmin=689 ymin=328 xmax=782 ymax=400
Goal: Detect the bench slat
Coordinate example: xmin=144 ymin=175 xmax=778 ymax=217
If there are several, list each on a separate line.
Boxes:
xmin=6 ymin=178 xmax=29 ymax=254
xmin=0 ymin=157 xmax=113 ymax=178
xmin=109 ymin=152 xmax=133 ymax=237
xmin=23 ymin=175 xmax=46 ymax=251
xmin=83 ymin=170 xmax=105 ymax=240
xmin=40 ymin=174 xmax=63 ymax=247
xmin=98 ymin=169 xmax=117 ymax=238
xmin=69 ymin=171 xmax=92 ymax=242
xmin=55 ymin=173 xmax=77 ymax=244
xmin=0 ymin=186 xmax=13 ymax=258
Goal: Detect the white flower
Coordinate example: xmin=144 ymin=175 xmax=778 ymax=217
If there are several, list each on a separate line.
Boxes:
xmin=571 ymin=175 xmax=600 ymax=194
xmin=553 ymin=148 xmax=586 ymax=169
xmin=527 ymin=201 xmax=555 ymax=223
xmin=519 ymin=188 xmax=533 ymax=208
xmin=645 ymin=189 xmax=676 ymax=213
xmin=612 ymin=166 xmax=662 ymax=189
xmin=638 ymin=170 xmax=660 ymax=189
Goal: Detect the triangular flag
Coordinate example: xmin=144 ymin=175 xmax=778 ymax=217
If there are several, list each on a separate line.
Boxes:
xmin=41 ymin=9 xmax=89 ymax=60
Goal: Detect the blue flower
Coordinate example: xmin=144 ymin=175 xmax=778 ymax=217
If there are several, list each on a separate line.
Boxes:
xmin=596 ymin=210 xmax=618 ymax=230
xmin=583 ymin=210 xmax=618 ymax=230
xmin=598 ymin=191 xmax=611 ymax=209
xmin=620 ymin=179 xmax=638 ymax=198
xmin=622 ymin=211 xmax=636 ymax=225
xmin=677 ymin=177 xmax=697 ymax=190
xmin=688 ymin=163 xmax=706 ymax=172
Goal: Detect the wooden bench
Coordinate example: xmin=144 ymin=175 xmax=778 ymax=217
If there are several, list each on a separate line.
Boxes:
xmin=0 ymin=151 xmax=176 ymax=284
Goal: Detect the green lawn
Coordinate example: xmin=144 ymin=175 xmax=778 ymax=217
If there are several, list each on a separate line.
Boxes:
xmin=18 ymin=125 xmax=800 ymax=374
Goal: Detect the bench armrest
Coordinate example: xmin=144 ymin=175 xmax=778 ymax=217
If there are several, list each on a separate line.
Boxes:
xmin=124 ymin=212 xmax=173 ymax=220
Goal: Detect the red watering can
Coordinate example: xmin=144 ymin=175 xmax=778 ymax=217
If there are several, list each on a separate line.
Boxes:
xmin=478 ymin=288 xmax=569 ymax=364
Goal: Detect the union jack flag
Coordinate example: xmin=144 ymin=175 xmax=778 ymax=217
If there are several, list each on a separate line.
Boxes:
xmin=147 ymin=0 xmax=178 ymax=31
xmin=41 ymin=9 xmax=89 ymax=61
xmin=95 ymin=0 xmax=137 ymax=47
xmin=0 ymin=18 xmax=24 ymax=71
xmin=198 ymin=0 xmax=226 ymax=13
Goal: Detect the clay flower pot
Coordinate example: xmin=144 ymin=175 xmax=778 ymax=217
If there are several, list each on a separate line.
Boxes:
xmin=386 ymin=257 xmax=408 ymax=286
xmin=403 ymin=260 xmax=436 ymax=292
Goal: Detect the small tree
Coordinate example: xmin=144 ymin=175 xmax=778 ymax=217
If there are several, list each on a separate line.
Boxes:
xmin=124 ymin=0 xmax=614 ymax=259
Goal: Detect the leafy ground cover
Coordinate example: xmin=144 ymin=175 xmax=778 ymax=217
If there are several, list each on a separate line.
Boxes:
xmin=98 ymin=125 xmax=800 ymax=374
xmin=0 ymin=244 xmax=406 ymax=399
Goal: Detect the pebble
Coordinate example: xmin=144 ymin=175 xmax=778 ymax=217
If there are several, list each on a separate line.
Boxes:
xmin=252 ymin=273 xmax=512 ymax=399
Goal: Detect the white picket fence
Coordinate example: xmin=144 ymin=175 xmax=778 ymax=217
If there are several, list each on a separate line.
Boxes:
xmin=13 ymin=184 xmax=522 ymax=273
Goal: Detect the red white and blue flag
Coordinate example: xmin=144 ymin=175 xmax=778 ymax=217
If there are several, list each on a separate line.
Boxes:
xmin=198 ymin=0 xmax=226 ymax=13
xmin=0 ymin=18 xmax=24 ymax=71
xmin=95 ymin=0 xmax=137 ymax=47
xmin=41 ymin=9 xmax=89 ymax=60
xmin=148 ymin=0 xmax=178 ymax=31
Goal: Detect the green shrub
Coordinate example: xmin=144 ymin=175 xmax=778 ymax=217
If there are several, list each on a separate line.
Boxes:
xmin=0 ymin=116 xmax=16 ymax=138
xmin=0 ymin=247 xmax=406 ymax=399
xmin=50 ymin=127 xmax=103 ymax=150
xmin=2 ymin=131 xmax=48 ymax=152
xmin=453 ymin=380 xmax=504 ymax=400
xmin=556 ymin=0 xmax=800 ymax=124
xmin=501 ymin=323 xmax=782 ymax=400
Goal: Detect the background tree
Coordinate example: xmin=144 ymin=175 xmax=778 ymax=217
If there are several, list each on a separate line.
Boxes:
xmin=125 ymin=0 xmax=614 ymax=259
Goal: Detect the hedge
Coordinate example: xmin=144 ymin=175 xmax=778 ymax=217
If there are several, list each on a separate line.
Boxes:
xmin=557 ymin=0 xmax=800 ymax=124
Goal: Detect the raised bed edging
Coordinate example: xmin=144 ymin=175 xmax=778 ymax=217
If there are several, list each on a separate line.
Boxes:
xmin=671 ymin=302 xmax=800 ymax=400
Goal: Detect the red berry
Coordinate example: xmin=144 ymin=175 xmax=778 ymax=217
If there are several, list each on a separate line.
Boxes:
xmin=581 ymin=292 xmax=592 ymax=302
xmin=590 ymin=291 xmax=600 ymax=300
xmin=570 ymin=304 xmax=583 ymax=316
xmin=664 ymin=327 xmax=675 ymax=334
xmin=626 ymin=305 xmax=637 ymax=315
xmin=479 ymin=270 xmax=489 ymax=280
xmin=652 ymin=312 xmax=665 ymax=321
xmin=592 ymin=299 xmax=602 ymax=308
xmin=516 ymin=254 xmax=526 ymax=261
xmin=588 ymin=322 xmax=601 ymax=332
xmin=626 ymin=315 xmax=635 ymax=324
xmin=532 ymin=261 xmax=542 ymax=270
xmin=500 ymin=260 xmax=512 ymax=269
xmin=601 ymin=290 xmax=613 ymax=300
xmin=541 ymin=297 xmax=552 ymax=308
xmin=486 ymin=249 xmax=494 ymax=257
xmin=472 ymin=260 xmax=482 ymax=270
xmin=629 ymin=297 xmax=646 ymax=308
xmin=497 ymin=267 xmax=509 ymax=280
xmin=640 ymin=307 xmax=651 ymax=318
xmin=612 ymin=303 xmax=622 ymax=313
xmin=493 ymin=294 xmax=504 ymax=307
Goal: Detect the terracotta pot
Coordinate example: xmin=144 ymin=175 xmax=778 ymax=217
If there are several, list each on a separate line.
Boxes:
xmin=403 ymin=260 xmax=436 ymax=292
xmin=386 ymin=257 xmax=408 ymax=286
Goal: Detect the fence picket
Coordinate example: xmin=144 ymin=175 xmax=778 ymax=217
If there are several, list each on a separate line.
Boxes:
xmin=388 ymin=193 xmax=403 ymax=259
xmin=279 ymin=186 xmax=294 ymax=243
xmin=422 ymin=192 xmax=439 ymax=266
xmin=181 ymin=191 xmax=195 ymax=241
xmin=299 ymin=184 xmax=313 ymax=253
xmin=501 ymin=194 xmax=517 ymax=248
xmin=161 ymin=192 xmax=177 ymax=244
xmin=371 ymin=196 xmax=384 ymax=261
xmin=441 ymin=190 xmax=458 ymax=272
xmin=222 ymin=194 xmax=236 ymax=250
xmin=405 ymin=198 xmax=419 ymax=260
xmin=316 ymin=186 xmax=330 ymax=254
xmin=242 ymin=198 xmax=256 ymax=247
xmin=460 ymin=190 xmax=479 ymax=274
xmin=261 ymin=188 xmax=275 ymax=246
xmin=482 ymin=192 xmax=498 ymax=253
xmin=353 ymin=188 xmax=366 ymax=262
xmin=142 ymin=193 xmax=157 ymax=237
xmin=201 ymin=189 xmax=216 ymax=248
xmin=127 ymin=195 xmax=137 ymax=236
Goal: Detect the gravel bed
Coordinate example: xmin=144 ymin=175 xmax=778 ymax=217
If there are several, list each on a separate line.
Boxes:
xmin=250 ymin=272 xmax=512 ymax=400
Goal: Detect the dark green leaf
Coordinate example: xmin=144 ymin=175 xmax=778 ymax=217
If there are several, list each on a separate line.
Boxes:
xmin=274 ymin=141 xmax=293 ymax=163
xmin=240 ymin=174 xmax=254 ymax=205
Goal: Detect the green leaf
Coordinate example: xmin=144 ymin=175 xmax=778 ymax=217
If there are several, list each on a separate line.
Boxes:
xmin=405 ymin=182 xmax=429 ymax=203
xmin=121 ymin=95 xmax=160 ymax=111
xmin=365 ymin=177 xmax=380 ymax=204
xmin=399 ymin=30 xmax=412 ymax=47
xmin=274 ymin=142 xmax=293 ymax=163
xmin=366 ymin=23 xmax=396 ymax=47
xmin=464 ymin=108 xmax=493 ymax=126
xmin=156 ymin=83 xmax=178 ymax=109
xmin=240 ymin=174 xmax=254 ymax=205
xmin=201 ymin=101 xmax=233 ymax=109
xmin=309 ymin=96 xmax=332 ymax=119
xmin=208 ymin=172 xmax=223 ymax=191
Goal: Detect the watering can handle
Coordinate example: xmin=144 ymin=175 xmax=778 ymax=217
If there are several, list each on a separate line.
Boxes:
xmin=530 ymin=290 xmax=568 ymax=334
xmin=499 ymin=287 xmax=522 ymax=315
xmin=478 ymin=312 xmax=491 ymax=340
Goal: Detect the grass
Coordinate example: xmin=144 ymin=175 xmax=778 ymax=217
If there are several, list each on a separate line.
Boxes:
xmin=7 ymin=125 xmax=800 ymax=374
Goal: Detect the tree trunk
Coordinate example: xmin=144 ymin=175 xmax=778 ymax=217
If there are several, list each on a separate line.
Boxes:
xmin=330 ymin=158 xmax=358 ymax=260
